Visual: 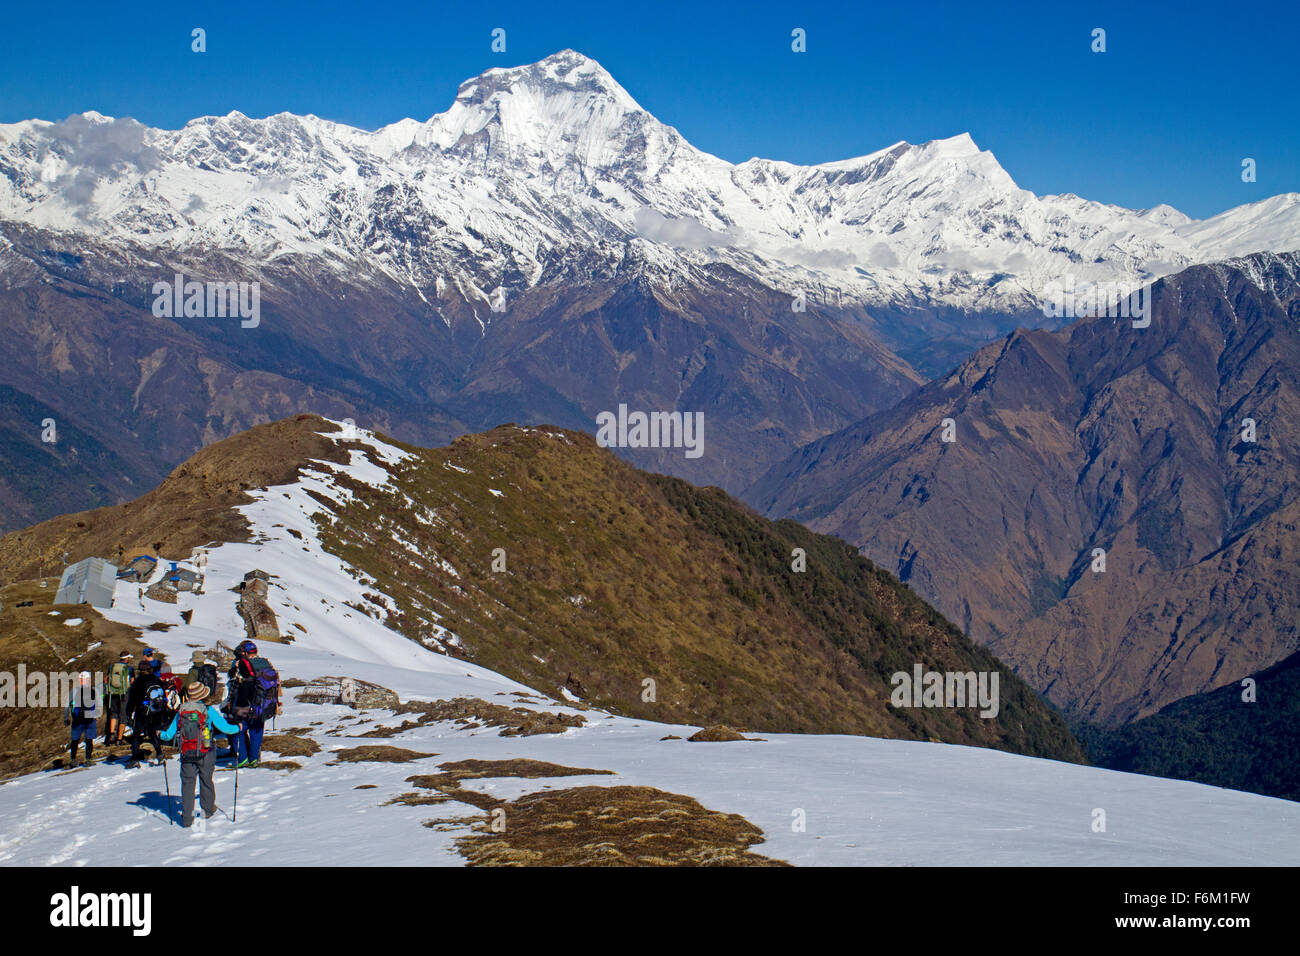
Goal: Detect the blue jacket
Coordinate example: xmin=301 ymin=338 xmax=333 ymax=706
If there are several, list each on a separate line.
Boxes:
xmin=159 ymin=704 xmax=240 ymax=741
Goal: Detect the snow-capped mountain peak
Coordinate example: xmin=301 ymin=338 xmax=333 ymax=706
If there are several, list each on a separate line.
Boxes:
xmin=413 ymin=49 xmax=674 ymax=172
xmin=0 ymin=50 xmax=1297 ymax=317
xmin=465 ymin=48 xmax=644 ymax=115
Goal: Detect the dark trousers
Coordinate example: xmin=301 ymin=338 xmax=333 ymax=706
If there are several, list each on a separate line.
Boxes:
xmin=179 ymin=749 xmax=217 ymax=827
xmin=69 ymin=720 xmax=96 ymax=761
xmin=103 ymin=695 xmax=128 ymax=742
xmin=130 ymin=721 xmax=164 ymax=763
xmin=235 ymin=718 xmax=264 ymax=762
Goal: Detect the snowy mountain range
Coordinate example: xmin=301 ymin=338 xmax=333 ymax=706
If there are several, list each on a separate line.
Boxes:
xmin=2 ymin=49 xmax=1298 ymax=322
xmin=2 ymin=49 xmax=1299 ymax=528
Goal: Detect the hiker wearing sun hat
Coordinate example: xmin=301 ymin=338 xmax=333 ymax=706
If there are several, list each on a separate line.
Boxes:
xmin=184 ymin=650 xmax=218 ymax=701
xmin=158 ymin=682 xmax=241 ymax=827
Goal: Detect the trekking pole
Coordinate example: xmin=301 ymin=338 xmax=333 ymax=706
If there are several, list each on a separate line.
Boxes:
xmin=232 ymin=738 xmax=239 ymax=824
xmin=162 ymin=755 xmax=173 ymax=826
xmin=230 ymin=714 xmax=241 ymax=824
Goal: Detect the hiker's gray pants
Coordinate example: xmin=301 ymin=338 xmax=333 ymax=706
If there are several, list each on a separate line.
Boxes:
xmin=179 ymin=750 xmax=217 ymax=827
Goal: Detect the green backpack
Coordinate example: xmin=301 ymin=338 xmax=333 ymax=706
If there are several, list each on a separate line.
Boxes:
xmin=107 ymin=662 xmax=131 ymax=695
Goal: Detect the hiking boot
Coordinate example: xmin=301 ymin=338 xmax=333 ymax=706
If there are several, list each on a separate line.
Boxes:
xmin=236 ymin=758 xmax=252 ymax=768
xmin=248 ymin=759 xmax=260 ymax=768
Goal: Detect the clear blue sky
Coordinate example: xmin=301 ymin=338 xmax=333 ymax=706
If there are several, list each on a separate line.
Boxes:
xmin=1 ymin=0 xmax=1295 ymax=218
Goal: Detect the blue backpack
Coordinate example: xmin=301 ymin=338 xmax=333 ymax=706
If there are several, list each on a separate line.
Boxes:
xmin=247 ymin=657 xmax=280 ymax=719
xmin=142 ymin=685 xmax=167 ymax=715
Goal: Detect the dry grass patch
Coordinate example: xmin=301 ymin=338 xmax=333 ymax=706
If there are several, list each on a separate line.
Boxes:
xmin=261 ymin=733 xmax=321 ymax=758
xmin=439 ymin=758 xmax=614 ymax=780
xmin=328 ymin=745 xmax=436 ymax=764
xmin=688 ymin=725 xmax=763 ymax=742
xmin=355 ymin=720 xmax=422 ymax=738
xmin=257 ymin=760 xmax=301 ymax=772
xmin=455 ymin=785 xmax=787 ymax=867
xmin=407 ymin=775 xmax=502 ymax=810
xmin=395 ymin=759 xmax=613 ymax=812
xmin=396 ymin=697 xmax=584 ymax=737
xmin=387 ymin=790 xmax=456 ymax=807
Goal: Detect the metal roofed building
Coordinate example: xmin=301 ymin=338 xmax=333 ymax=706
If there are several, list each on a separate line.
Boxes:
xmin=55 ymin=557 xmax=119 ymax=608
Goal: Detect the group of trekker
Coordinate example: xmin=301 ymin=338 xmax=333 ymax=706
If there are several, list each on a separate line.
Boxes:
xmin=64 ymin=640 xmax=280 ymax=827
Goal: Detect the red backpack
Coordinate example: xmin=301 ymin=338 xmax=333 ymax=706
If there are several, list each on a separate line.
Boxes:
xmin=176 ymin=702 xmax=212 ymax=756
xmin=159 ymin=672 xmax=184 ymax=694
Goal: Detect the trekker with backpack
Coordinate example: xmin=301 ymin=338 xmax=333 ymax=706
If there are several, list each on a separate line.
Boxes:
xmin=102 ymin=651 xmax=134 ymax=747
xmin=227 ymin=640 xmax=279 ymax=768
xmin=184 ymin=651 xmax=218 ymax=699
xmin=155 ymin=659 xmax=183 ymax=700
xmin=159 ymin=682 xmax=240 ymax=828
xmin=125 ymin=664 xmax=167 ymax=767
xmin=64 ymin=672 xmax=100 ymax=767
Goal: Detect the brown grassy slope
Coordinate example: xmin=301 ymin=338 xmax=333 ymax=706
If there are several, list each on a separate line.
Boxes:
xmin=0 ymin=414 xmax=349 ymax=583
xmin=313 ymin=424 xmax=1083 ymax=761
xmin=0 ymin=414 xmax=1082 ymax=762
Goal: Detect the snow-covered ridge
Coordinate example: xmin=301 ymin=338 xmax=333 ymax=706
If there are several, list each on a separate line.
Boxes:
xmin=1 ymin=50 xmax=1296 ymax=315
xmin=1 ymin=417 xmax=1295 ymax=866
xmin=1204 ymin=249 xmax=1300 ymax=301
xmin=105 ymin=421 xmax=464 ymax=668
